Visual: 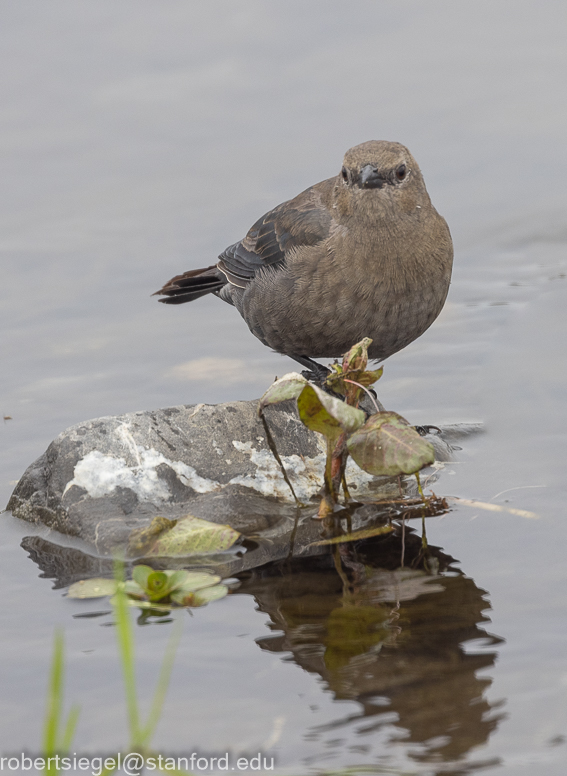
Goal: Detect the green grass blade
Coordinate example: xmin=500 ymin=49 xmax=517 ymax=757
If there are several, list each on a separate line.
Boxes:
xmin=61 ymin=703 xmax=80 ymax=753
xmin=43 ymin=630 xmax=64 ymax=759
xmin=112 ymin=559 xmax=141 ymax=747
xmin=140 ymin=619 xmax=183 ymax=745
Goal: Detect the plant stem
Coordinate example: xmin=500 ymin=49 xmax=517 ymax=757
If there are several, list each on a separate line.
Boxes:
xmin=113 ymin=560 xmax=142 ymax=748
xmin=43 ymin=631 xmax=64 ymax=764
xmin=343 ymin=378 xmax=382 ymax=414
xmin=317 ymin=437 xmax=336 ymax=518
xmin=259 ymin=410 xmax=302 ymax=505
xmin=415 ymin=471 xmax=426 ymax=501
xmin=341 ymin=473 xmax=352 ymax=502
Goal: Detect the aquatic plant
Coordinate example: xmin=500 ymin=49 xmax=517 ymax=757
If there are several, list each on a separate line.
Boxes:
xmin=42 ymin=561 xmax=191 ymax=775
xmin=43 ymin=631 xmax=80 ymax=775
xmin=258 ymin=338 xmax=435 ymax=516
xmin=67 ymin=565 xmax=228 ymax=609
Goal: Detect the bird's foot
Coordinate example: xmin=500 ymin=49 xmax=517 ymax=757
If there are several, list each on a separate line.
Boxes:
xmin=300 ymin=368 xmax=330 ymax=386
xmin=291 ymin=355 xmax=331 ymax=385
xmin=414 ymin=425 xmax=442 ymax=437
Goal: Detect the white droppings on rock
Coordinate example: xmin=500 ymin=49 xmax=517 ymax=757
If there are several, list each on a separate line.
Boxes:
xmin=167 ymin=458 xmax=220 ymax=493
xmin=229 ymin=438 xmax=376 ymax=502
xmin=63 ymin=446 xmax=220 ymax=502
xmin=113 ymin=423 xmax=142 ymax=464
xmin=229 ymin=447 xmax=316 ymax=500
xmin=63 ymin=435 xmax=379 ymax=507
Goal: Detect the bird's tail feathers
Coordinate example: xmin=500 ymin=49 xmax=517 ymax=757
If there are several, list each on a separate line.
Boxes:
xmin=153 ymin=265 xmax=226 ymax=304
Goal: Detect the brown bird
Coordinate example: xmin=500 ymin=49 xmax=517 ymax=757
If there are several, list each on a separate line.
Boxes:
xmin=155 ymin=140 xmax=453 ymax=380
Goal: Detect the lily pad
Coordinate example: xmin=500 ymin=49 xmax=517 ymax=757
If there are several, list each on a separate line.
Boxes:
xmin=258 ymin=372 xmax=308 ymax=415
xmin=67 ymin=578 xmax=117 ymax=599
xmin=144 ymin=515 xmax=241 ymax=557
xmin=347 ymin=411 xmax=435 ymax=477
xmin=297 ymin=384 xmax=365 ymax=442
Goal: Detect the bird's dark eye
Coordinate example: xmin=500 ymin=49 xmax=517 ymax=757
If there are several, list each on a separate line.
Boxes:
xmin=395 ymin=164 xmax=407 ymax=181
xmin=341 ymin=166 xmax=349 ymax=183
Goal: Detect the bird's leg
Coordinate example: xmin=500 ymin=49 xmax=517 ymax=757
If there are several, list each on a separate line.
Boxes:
xmin=289 ymin=355 xmax=331 ymax=385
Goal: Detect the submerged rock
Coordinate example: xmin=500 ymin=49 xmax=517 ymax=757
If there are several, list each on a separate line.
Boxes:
xmin=6 ymin=398 xmax=470 ymax=556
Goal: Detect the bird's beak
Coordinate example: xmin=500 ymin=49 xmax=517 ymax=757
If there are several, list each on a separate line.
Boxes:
xmin=359 ymin=164 xmax=385 ymax=189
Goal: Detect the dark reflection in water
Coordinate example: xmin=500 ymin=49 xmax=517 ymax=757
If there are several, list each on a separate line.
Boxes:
xmin=237 ymin=526 xmax=505 ymax=769
xmin=21 ymin=522 xmax=505 ymax=770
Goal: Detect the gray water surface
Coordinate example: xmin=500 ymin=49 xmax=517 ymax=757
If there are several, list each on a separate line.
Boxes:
xmin=1 ymin=2 xmax=567 ymax=774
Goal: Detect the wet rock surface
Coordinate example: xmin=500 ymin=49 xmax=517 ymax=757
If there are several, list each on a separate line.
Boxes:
xmin=7 ymin=398 xmax=476 ymax=556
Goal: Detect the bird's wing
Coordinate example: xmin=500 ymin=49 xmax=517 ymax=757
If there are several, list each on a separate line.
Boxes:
xmin=218 ymin=182 xmax=334 ymax=287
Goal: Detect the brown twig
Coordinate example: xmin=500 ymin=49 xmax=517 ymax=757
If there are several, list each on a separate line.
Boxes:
xmin=259 ymin=410 xmax=302 ymax=506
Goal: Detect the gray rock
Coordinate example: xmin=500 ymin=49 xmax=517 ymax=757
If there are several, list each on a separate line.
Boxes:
xmin=6 ymin=398 xmax=469 ymax=556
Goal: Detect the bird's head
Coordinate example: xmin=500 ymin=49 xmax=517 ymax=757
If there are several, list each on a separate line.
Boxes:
xmin=334 ymin=140 xmax=430 ymax=218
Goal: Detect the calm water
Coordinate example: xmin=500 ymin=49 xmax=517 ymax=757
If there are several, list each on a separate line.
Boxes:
xmin=1 ymin=2 xmax=567 ymax=773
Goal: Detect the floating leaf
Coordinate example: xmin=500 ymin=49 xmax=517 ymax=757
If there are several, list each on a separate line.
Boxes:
xmin=145 ymin=571 xmax=170 ymax=600
xmin=132 ymin=564 xmax=153 ymax=590
xmin=123 ymin=579 xmax=145 ymax=599
xmin=297 ymin=384 xmax=365 ymax=442
xmin=144 ymin=515 xmax=241 ymax=557
xmin=347 ymin=411 xmax=435 ymax=477
xmin=176 ymin=583 xmax=229 ymax=607
xmin=130 ymin=566 xmax=202 ymax=601
xmin=67 ymin=578 xmax=117 ymax=599
xmin=310 ymin=524 xmax=394 ymax=546
xmin=168 ymin=571 xmax=222 ymax=605
xmin=258 ymin=372 xmax=308 ymax=415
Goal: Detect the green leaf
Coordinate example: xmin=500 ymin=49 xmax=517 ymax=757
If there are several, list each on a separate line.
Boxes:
xmin=351 ymin=366 xmax=384 ymax=387
xmin=347 ymin=411 xmax=435 ymax=476
xmin=123 ymin=580 xmax=145 ymax=599
xmin=132 ymin=564 xmax=153 ymax=590
xmin=145 ymin=571 xmax=170 ymax=601
xmin=144 ymin=515 xmax=241 ymax=557
xmin=297 ymin=384 xmax=365 ymax=442
xmin=170 ymin=573 xmax=221 ymax=605
xmin=342 ymin=337 xmax=372 ymax=372
xmin=176 ymin=571 xmax=222 ymax=593
xmin=326 ymin=365 xmax=383 ymax=396
xmin=67 ymin=578 xmax=118 ymax=599
xmin=127 ymin=516 xmax=178 ymax=557
xmin=172 ymin=583 xmax=229 ymax=607
xmin=164 ymin=569 xmax=191 ymax=590
xmin=258 ymin=372 xmax=308 ymax=415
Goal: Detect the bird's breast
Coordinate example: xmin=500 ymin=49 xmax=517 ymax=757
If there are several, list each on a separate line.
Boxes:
xmin=238 ymin=210 xmax=452 ymax=361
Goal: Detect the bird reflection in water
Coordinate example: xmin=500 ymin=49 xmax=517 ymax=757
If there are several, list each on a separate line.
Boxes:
xmin=236 ymin=524 xmax=505 ymax=769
